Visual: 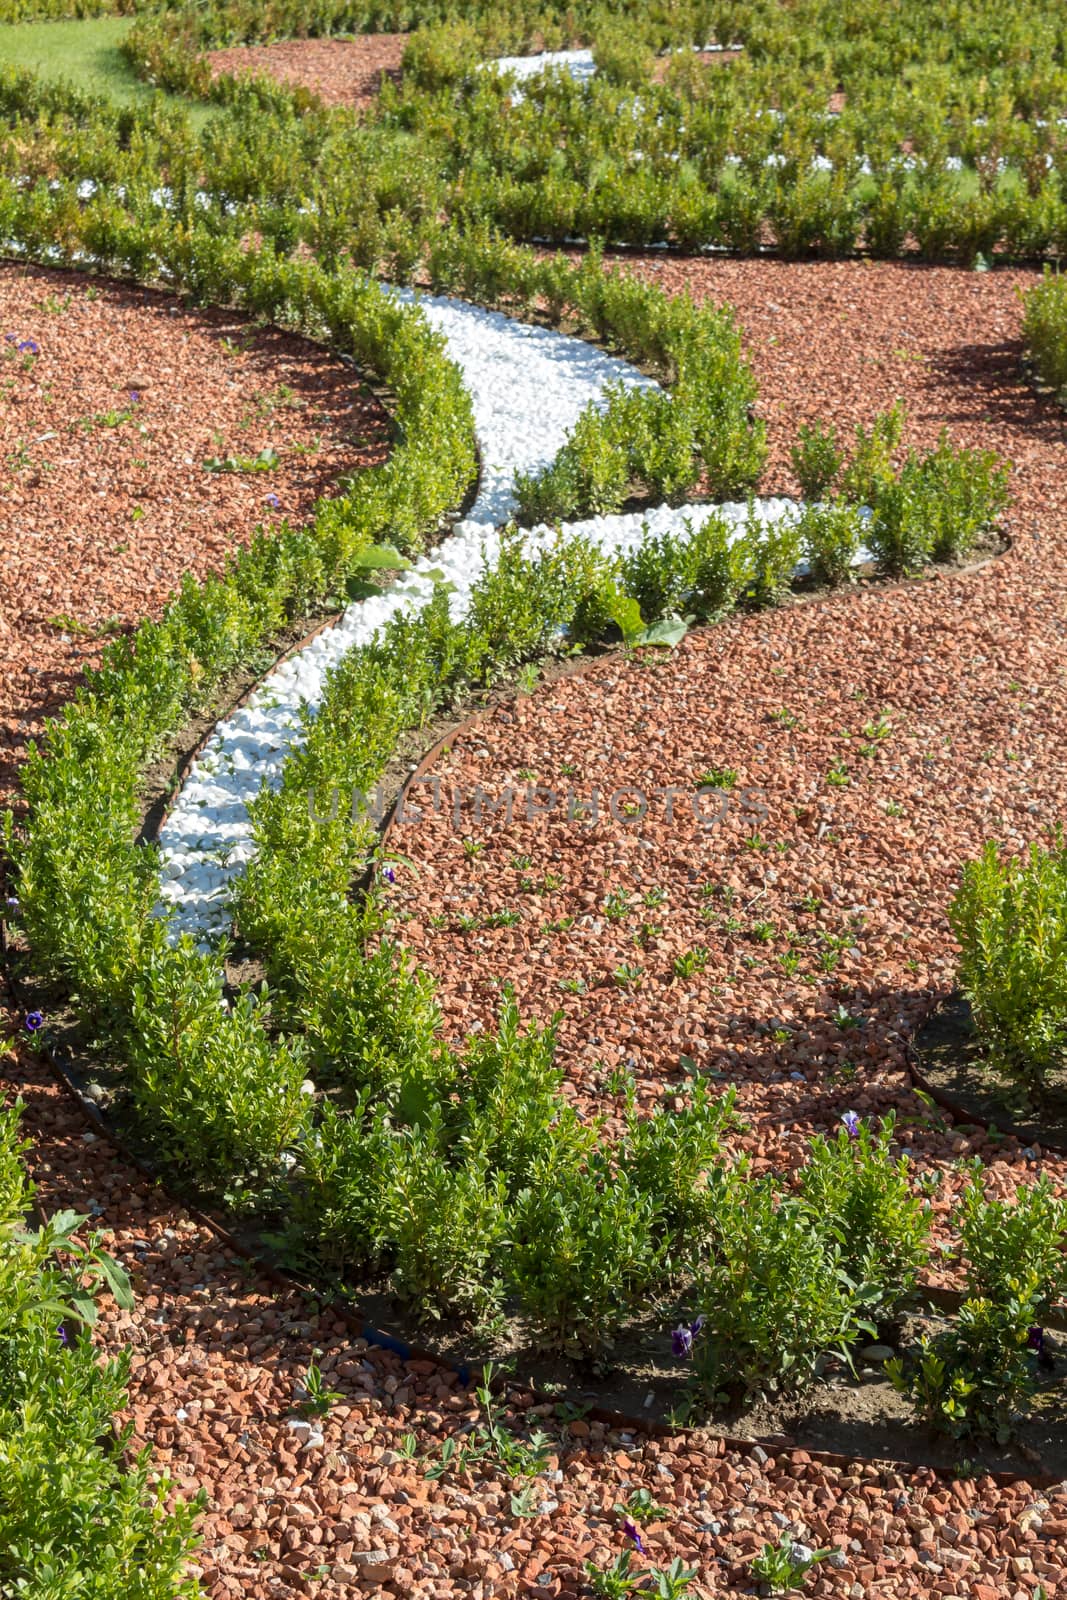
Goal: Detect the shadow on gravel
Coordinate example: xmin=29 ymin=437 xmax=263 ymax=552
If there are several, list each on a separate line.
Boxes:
xmin=925 ymin=339 xmax=1067 ymax=442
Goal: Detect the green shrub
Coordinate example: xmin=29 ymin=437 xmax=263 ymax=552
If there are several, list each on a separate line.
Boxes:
xmin=959 ymin=1170 xmax=1067 ymax=1319
xmin=911 ymin=431 xmax=1009 ymax=562
xmin=840 ymin=402 xmax=906 ymax=505
xmin=863 ymin=469 xmax=933 ymax=576
xmin=606 ymin=384 xmax=701 ymax=505
xmin=874 ymin=1165 xmax=1065 ymax=1441
xmin=617 ymin=526 xmax=694 ymax=620
xmin=741 ymin=509 xmax=803 ymax=607
xmin=796 ymin=498 xmax=864 ymax=586
xmin=791 ymin=419 xmax=844 ymax=500
xmin=618 ymin=1081 xmax=737 ymax=1268
xmin=125 ymin=933 xmax=313 ymax=1188
xmin=692 ymin=1179 xmax=861 ymax=1401
xmin=886 ymin=1295 xmax=1038 ymax=1442
xmin=514 ymin=404 xmax=629 ymax=522
xmin=1022 ymin=270 xmax=1067 ymax=397
xmin=949 ymin=838 xmax=1067 ymax=1100
xmin=466 ymin=528 xmax=607 ymax=671
xmin=797 ymin=1114 xmax=932 ymax=1324
xmin=591 ymin=29 xmax=656 ymax=89
xmin=289 ymin=1101 xmax=395 ymax=1275
xmin=684 ymin=512 xmax=756 ymax=618
xmin=387 ymin=1136 xmax=510 ymax=1324
xmin=402 ymin=23 xmax=482 ymax=91
xmin=509 ymin=1156 xmax=669 ymax=1353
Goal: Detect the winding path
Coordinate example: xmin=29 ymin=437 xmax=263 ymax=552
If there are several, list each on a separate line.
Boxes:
xmin=156 ymin=291 xmax=800 ymax=944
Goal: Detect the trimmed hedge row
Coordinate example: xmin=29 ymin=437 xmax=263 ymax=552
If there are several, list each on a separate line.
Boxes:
xmin=0 ymin=175 xmax=765 ymax=1352
xmin=4 ymin=200 xmax=1006 ymax=1352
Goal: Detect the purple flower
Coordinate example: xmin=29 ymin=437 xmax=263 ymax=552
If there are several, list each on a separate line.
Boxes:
xmin=841 ymin=1110 xmax=861 ymax=1139
xmin=1028 ymin=1325 xmax=1045 ymax=1355
xmin=3 ymin=333 xmax=15 ymax=344
xmin=4 ymin=895 xmax=18 ymax=913
xmin=24 ymin=1011 xmax=43 ymax=1033
xmin=130 ymin=391 xmax=140 ymax=404
xmin=382 ymin=865 xmax=396 ymax=884
xmin=17 ymin=339 xmax=38 ymax=355
xmin=671 ymin=1324 xmax=694 ymax=1358
xmin=265 ymin=493 xmax=280 ymax=509
xmin=622 ymin=1519 xmax=646 ymax=1555
xmin=671 ymin=1315 xmax=704 ymax=1358
xmin=56 ymin=1324 xmax=70 ymax=1346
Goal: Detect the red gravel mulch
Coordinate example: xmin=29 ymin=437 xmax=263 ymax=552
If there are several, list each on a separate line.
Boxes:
xmin=4 ymin=257 xmax=1067 ymax=1599
xmin=0 ymin=264 xmax=390 ymax=807
xmin=207 ymin=34 xmax=409 ymax=109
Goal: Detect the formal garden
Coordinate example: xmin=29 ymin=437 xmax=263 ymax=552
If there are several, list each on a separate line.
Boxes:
xmin=2 ymin=2 xmax=1067 ymax=1595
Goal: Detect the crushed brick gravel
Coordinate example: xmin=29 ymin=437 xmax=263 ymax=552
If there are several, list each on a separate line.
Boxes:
xmin=0 ymin=263 xmax=389 ymax=807
xmin=6 ymin=256 xmax=1067 ymax=1598
xmin=208 ymin=34 xmax=408 ymax=109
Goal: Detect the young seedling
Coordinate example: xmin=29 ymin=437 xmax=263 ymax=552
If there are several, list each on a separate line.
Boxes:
xmin=584 ymin=1553 xmax=638 ymax=1599
xmin=509 ymin=1483 xmax=542 ymax=1517
xmin=672 ymin=947 xmax=709 ymax=978
xmin=648 ymin=1559 xmax=699 ymax=1600
xmin=614 ymin=1487 xmax=669 ymax=1525
xmin=751 ymin=1534 xmax=832 ymax=1593
xmin=471 ymin=1364 xmax=554 ymax=1479
xmin=696 ymin=766 xmax=737 ymax=790
xmin=297 ymin=1361 xmax=343 ymax=1417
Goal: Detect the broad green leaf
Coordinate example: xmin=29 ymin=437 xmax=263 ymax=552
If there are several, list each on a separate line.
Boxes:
xmin=351 ymin=544 xmax=413 ymax=571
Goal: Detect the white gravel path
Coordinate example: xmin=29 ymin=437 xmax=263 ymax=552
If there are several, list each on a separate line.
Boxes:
xmin=484 ymin=44 xmax=743 ymax=98
xmin=154 ymin=291 xmax=800 ymax=947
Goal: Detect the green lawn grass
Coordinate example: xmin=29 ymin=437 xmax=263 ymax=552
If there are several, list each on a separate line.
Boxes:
xmin=0 ymin=16 xmax=215 ymax=126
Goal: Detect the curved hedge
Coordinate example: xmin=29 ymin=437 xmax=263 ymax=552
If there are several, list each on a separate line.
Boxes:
xmin=0 ymin=66 xmax=1014 ymax=1381
xmin=0 ymin=174 xmax=769 ymax=1352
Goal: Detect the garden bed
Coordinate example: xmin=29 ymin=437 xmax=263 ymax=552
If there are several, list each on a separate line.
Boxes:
xmin=12 ymin=983 xmax=1067 ymax=1484
xmin=7 ymin=12 xmax=1067 ymax=1598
